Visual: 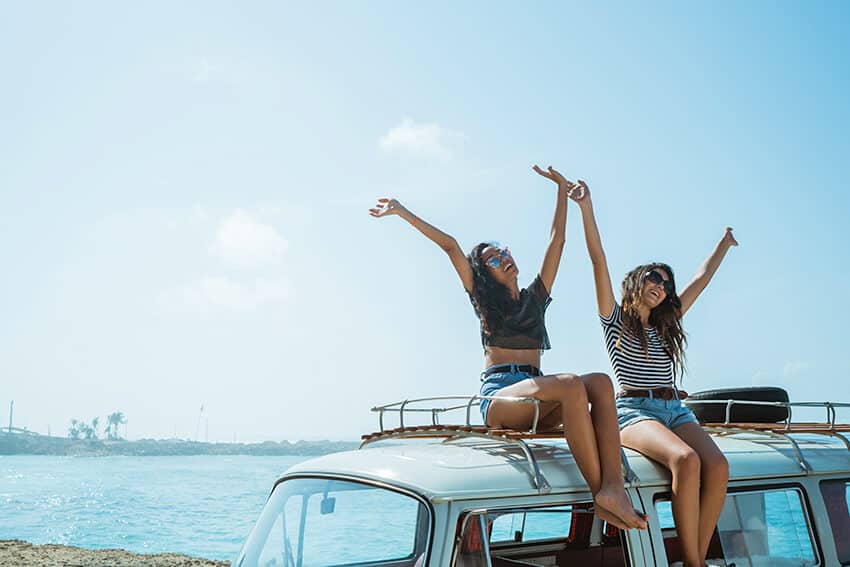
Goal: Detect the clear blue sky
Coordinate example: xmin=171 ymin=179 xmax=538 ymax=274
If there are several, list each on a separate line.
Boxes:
xmin=2 ymin=2 xmax=848 ymax=441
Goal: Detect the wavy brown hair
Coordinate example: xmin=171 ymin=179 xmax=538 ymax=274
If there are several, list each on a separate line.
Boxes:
xmin=618 ymin=262 xmax=688 ymax=381
xmin=467 ymin=242 xmax=515 ymax=338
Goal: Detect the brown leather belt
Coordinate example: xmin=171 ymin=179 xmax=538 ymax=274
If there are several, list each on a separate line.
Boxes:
xmin=617 ymin=387 xmax=688 ymax=401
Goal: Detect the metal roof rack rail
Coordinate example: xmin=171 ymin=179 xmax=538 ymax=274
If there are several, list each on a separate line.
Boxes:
xmin=360 ymin=395 xmax=640 ymax=494
xmin=684 ymin=399 xmax=850 ymax=472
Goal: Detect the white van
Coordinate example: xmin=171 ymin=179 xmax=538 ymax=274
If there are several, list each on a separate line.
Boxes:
xmin=233 ymin=390 xmax=850 ymax=566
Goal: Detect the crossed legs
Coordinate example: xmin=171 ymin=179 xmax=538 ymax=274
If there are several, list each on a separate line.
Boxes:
xmin=486 ymin=372 xmax=647 ymax=530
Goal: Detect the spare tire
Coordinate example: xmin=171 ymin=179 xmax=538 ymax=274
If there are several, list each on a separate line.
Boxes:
xmin=685 ymin=386 xmax=789 ymax=424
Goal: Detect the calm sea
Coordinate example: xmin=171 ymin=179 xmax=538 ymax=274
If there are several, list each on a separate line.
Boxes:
xmin=0 ymin=455 xmax=819 ymax=564
xmin=0 ymin=455 xmax=308 ymax=562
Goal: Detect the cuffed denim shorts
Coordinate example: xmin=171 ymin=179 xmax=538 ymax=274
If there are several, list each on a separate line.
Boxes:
xmin=616 ymin=395 xmax=698 ymax=431
xmin=479 ymin=367 xmax=536 ymax=424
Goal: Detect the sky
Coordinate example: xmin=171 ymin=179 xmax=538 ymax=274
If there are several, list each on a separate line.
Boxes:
xmin=1 ymin=2 xmax=849 ymax=442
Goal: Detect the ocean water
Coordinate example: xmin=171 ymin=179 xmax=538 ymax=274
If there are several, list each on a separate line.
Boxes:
xmin=1 ymin=455 xmax=834 ymax=564
xmin=0 ymin=455 xmax=308 ymax=562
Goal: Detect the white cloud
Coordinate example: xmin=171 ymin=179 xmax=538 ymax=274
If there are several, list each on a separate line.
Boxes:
xmin=378 ymin=118 xmax=464 ymax=158
xmin=783 ymin=360 xmax=809 ymax=378
xmin=751 ymin=370 xmax=768 ymax=385
xmin=211 ymin=209 xmax=288 ymax=269
xmin=179 ymin=276 xmax=289 ymax=311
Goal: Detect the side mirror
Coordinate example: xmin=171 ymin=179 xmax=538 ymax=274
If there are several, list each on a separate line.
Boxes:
xmin=320 ymin=496 xmax=336 ymax=515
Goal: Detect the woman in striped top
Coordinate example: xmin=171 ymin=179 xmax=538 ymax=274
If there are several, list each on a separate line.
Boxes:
xmin=572 ymin=180 xmax=737 ymax=567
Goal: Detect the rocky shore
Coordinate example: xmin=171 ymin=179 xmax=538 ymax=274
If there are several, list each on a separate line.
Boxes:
xmin=0 ymin=540 xmax=229 ymax=567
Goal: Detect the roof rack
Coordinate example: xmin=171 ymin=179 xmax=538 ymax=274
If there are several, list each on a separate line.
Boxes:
xmin=684 ymin=399 xmax=850 ymax=472
xmin=361 ymin=395 xmax=639 ymax=494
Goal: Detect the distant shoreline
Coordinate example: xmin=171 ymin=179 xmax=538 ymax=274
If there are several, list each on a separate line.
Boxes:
xmin=0 ymin=431 xmax=358 ymax=457
xmin=0 ymin=539 xmax=228 ymax=567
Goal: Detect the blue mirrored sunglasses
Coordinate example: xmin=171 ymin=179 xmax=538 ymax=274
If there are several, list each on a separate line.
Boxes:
xmin=485 ymin=247 xmax=511 ymax=269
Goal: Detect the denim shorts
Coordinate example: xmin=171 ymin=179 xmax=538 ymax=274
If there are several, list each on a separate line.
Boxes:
xmin=616 ymin=395 xmax=698 ymax=431
xmin=479 ymin=367 xmax=536 ymax=424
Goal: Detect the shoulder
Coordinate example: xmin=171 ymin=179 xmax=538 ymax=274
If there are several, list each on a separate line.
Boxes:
xmin=526 ymin=274 xmax=551 ymax=302
xmin=600 ymin=302 xmax=621 ymax=326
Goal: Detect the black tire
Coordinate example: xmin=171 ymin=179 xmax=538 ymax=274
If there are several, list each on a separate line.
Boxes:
xmin=685 ymin=386 xmax=789 ymax=424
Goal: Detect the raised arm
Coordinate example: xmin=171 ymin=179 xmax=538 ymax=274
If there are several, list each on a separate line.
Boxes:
xmin=369 ymin=198 xmax=473 ymax=292
xmin=531 ymin=165 xmax=573 ymax=293
xmin=678 ymin=227 xmax=738 ymax=315
xmin=573 ymin=182 xmax=617 ymax=318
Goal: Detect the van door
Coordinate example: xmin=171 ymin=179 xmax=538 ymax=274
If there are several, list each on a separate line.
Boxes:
xmin=451 ymin=496 xmax=653 ymax=567
xmin=643 ymin=483 xmax=822 ymax=567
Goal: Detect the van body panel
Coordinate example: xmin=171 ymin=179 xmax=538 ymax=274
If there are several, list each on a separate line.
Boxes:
xmin=237 ymin=430 xmax=850 ymax=566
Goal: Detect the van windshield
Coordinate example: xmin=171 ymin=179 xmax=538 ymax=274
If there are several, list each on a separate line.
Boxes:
xmin=235 ymin=477 xmax=430 ymax=567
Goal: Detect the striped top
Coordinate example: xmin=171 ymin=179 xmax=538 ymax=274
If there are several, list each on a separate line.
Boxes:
xmin=600 ymin=303 xmax=674 ymax=389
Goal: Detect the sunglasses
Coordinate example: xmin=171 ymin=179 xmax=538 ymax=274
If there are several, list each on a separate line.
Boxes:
xmin=485 ymin=247 xmax=511 ymax=269
xmin=645 ymin=270 xmax=674 ymax=295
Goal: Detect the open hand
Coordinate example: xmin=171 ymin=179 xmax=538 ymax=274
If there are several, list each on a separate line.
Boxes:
xmin=722 ymin=227 xmax=738 ymax=247
xmin=369 ymin=198 xmax=404 ymax=218
xmin=532 ymin=165 xmax=576 ymax=191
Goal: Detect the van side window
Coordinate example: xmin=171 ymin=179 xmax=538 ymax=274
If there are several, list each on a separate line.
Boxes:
xmin=454 ymin=513 xmax=490 ymax=567
xmin=820 ymin=479 xmax=850 ymax=565
xmin=655 ymin=487 xmax=818 ymax=566
xmin=717 ymin=488 xmax=817 ymax=565
xmin=490 ymin=505 xmax=573 ymax=543
xmin=453 ymin=503 xmax=630 ymax=567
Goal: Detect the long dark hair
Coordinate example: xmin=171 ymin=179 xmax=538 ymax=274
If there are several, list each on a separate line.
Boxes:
xmin=467 ymin=242 xmax=515 ymax=337
xmin=619 ymin=262 xmax=688 ymax=381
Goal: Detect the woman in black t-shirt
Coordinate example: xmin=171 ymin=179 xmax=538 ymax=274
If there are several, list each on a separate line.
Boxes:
xmin=370 ymin=165 xmax=647 ymax=531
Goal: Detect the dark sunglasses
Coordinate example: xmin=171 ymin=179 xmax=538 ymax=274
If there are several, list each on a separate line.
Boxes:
xmin=645 ymin=270 xmax=674 ymax=295
xmin=485 ymin=247 xmax=511 ymax=269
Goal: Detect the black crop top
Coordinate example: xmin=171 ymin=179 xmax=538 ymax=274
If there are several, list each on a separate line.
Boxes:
xmin=468 ymin=275 xmax=552 ymax=351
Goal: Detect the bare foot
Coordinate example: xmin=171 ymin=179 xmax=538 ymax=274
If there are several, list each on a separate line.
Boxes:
xmin=595 ymin=488 xmax=648 ymax=529
xmin=592 ymin=501 xmax=628 ymax=530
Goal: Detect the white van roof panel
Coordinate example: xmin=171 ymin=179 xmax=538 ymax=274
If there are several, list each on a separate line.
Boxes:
xmin=283 ymin=434 xmax=850 ymax=500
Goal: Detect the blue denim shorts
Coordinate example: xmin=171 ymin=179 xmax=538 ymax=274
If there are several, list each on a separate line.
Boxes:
xmin=616 ymin=395 xmax=698 ymax=431
xmin=479 ymin=367 xmax=536 ymax=424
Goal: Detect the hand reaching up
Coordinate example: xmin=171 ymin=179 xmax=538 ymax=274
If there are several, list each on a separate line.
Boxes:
xmin=533 ymin=165 xmax=587 ymax=200
xmin=569 ymin=179 xmax=588 ymax=203
xmin=369 ymin=198 xmax=405 ymax=218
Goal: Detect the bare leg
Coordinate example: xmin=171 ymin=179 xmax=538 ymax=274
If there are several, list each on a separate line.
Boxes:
xmin=487 ymin=373 xmax=647 ymax=529
xmin=579 ymin=373 xmax=648 ymax=527
xmin=534 ymin=400 xmax=634 ymax=530
xmin=620 ymin=419 xmax=702 ymax=566
xmin=674 ymin=422 xmax=729 ymax=560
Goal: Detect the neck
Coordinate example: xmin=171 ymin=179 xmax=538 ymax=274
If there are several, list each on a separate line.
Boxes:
xmin=508 ymin=281 xmax=520 ymax=301
xmin=636 ymin=304 xmax=651 ymax=326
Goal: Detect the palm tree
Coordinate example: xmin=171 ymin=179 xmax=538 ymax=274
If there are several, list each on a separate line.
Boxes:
xmin=84 ymin=417 xmax=100 ymax=440
xmin=68 ymin=419 xmax=81 ymax=440
xmin=81 ymin=422 xmax=94 ymax=440
xmin=106 ymin=411 xmax=126 ymax=440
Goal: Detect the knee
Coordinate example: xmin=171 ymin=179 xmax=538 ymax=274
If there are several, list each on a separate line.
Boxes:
xmin=704 ymin=452 xmax=729 ymax=483
xmin=555 ymin=373 xmax=587 ymax=404
xmin=586 ymin=372 xmax=615 ymax=398
xmin=670 ymin=448 xmax=701 ymax=477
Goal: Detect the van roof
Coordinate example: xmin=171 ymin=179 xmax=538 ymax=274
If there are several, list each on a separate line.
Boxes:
xmin=283 ymin=433 xmax=850 ymax=501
